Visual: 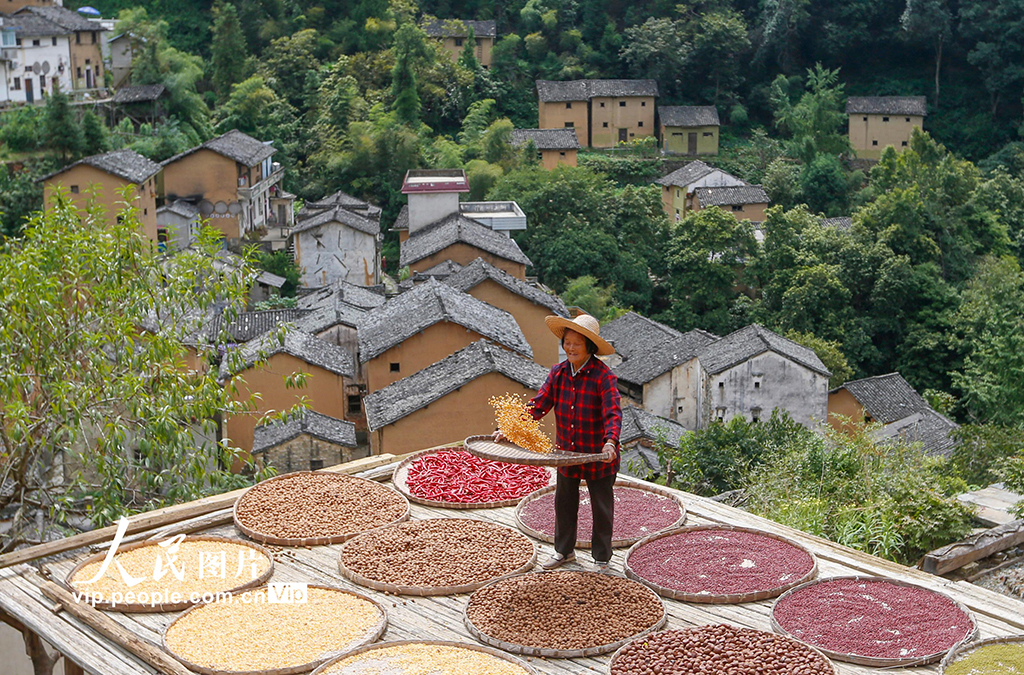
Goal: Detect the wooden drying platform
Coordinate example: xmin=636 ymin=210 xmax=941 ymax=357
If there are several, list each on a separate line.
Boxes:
xmin=2 ymin=450 xmax=1024 ymax=675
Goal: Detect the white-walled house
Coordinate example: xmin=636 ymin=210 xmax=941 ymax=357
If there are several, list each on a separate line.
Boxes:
xmin=291 ymin=192 xmax=382 ymax=288
xmin=1 ymin=13 xmax=73 ymax=105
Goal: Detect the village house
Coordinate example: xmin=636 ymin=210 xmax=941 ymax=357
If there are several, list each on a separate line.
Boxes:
xmin=105 ymin=30 xmax=133 ymax=88
xmin=846 ymin=96 xmax=927 ymax=160
xmin=40 ymin=148 xmax=161 ymax=242
xmin=399 ymin=212 xmax=533 ymax=279
xmin=654 ymin=160 xmax=746 ymax=220
xmin=12 ymin=5 xmax=104 ymax=95
xmin=444 ymin=257 xmax=568 ymax=368
xmin=821 ymin=216 xmax=853 ymax=230
xmin=659 ymin=105 xmax=720 ymax=155
xmin=618 ymin=406 xmax=688 ymax=480
xmin=297 ymin=278 xmax=386 ymax=311
xmin=510 ymin=128 xmax=581 ymax=169
xmin=364 ymin=339 xmax=548 ymax=455
xmin=423 ymin=18 xmax=495 ymax=68
xmin=155 ymin=199 xmax=199 ymax=250
xmin=206 ymin=307 xmax=312 ymax=344
xmin=219 ymin=327 xmax=356 ymax=459
xmin=601 ymin=311 xmax=690 ymax=368
xmin=0 ymin=11 xmax=73 ymax=104
xmin=161 ymin=129 xmax=292 ymax=249
xmin=536 ymin=79 xmax=658 ymax=148
xmin=358 ymin=277 xmax=532 ymax=393
xmin=691 ymin=185 xmax=770 ymax=224
xmin=111 ymin=83 xmax=168 ymax=126
xmin=290 ymin=202 xmax=381 ymax=288
xmin=252 ymin=409 xmax=363 ymax=473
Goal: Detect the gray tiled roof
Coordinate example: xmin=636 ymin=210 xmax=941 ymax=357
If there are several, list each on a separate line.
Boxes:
xmin=659 ymin=106 xmax=720 ymax=128
xmin=654 ymin=160 xmax=716 ymax=188
xmin=399 ymin=213 xmax=532 ymax=267
xmin=846 ymin=96 xmax=928 ymax=116
xmin=18 ymin=5 xmax=99 ymax=31
xmin=297 ymin=280 xmax=386 ymax=311
xmin=694 ymin=185 xmax=769 ymax=207
xmin=697 ymin=324 xmax=830 ymax=376
xmin=619 ymin=445 xmax=661 ymax=479
xmin=358 ymin=278 xmax=533 ymax=362
xmin=41 ymin=149 xmax=162 ymax=185
xmin=444 ymin=257 xmax=568 ymax=316
xmin=620 ymin=406 xmax=688 ymax=448
xmin=160 ymin=199 xmax=199 ymax=219
xmin=871 ymin=408 xmax=958 ymax=457
xmin=418 ymin=260 xmax=463 ymax=278
xmin=293 ymin=302 xmax=366 ymax=334
xmin=253 ymin=409 xmax=357 ymax=454
xmin=164 ymin=129 xmax=275 ymax=168
xmin=291 ymin=204 xmax=380 ymax=236
xmin=821 ymin=216 xmax=853 ymax=230
xmin=600 ymin=312 xmax=685 ymax=361
xmin=220 ymin=327 xmax=355 ymax=380
xmin=392 ymin=205 xmax=410 ymax=231
xmin=6 ymin=12 xmax=66 ymax=36
xmin=614 ymin=330 xmax=718 ymax=386
xmin=422 ymin=18 xmax=496 ymax=38
xmin=536 ymin=79 xmax=659 ymax=102
xmin=834 ymin=372 xmax=929 ymax=424
xmin=364 ymin=340 xmax=548 ymax=429
xmin=302 ymin=190 xmax=381 ymax=219
xmin=208 ymin=308 xmax=311 ymax=344
xmin=510 ymin=129 xmax=582 ymax=151
xmin=112 ymin=84 xmax=166 ymax=104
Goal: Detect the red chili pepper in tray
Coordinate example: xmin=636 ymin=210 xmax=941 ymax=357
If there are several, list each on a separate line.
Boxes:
xmin=406 ymin=449 xmax=550 ymax=504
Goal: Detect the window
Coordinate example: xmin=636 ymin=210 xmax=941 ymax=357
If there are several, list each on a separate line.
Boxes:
xmin=863 ymin=116 xmax=867 ymax=121
xmin=675 ymin=209 xmax=679 ymax=215
xmin=715 ymin=407 xmax=726 ymax=422
xmin=77 ymin=67 xmax=82 ymax=79
xmin=718 ymin=382 xmax=725 ymax=389
xmin=901 ymin=141 xmax=908 ymax=146
xmin=599 ymin=102 xmax=605 ymax=107
xmin=559 ymin=151 xmax=565 ymax=157
xmin=51 ymin=37 xmax=57 ymax=46
xmin=39 ymin=75 xmax=44 ymax=91
xmin=641 ymin=101 xmax=646 ymax=106
xmin=905 ymin=117 xmax=910 ymax=122
xmin=390 ymin=363 xmax=400 ymax=373
xmin=676 ymin=189 xmax=680 ymax=198
xmin=638 ymin=121 xmax=644 ymax=127
xmin=872 ymin=140 xmax=878 ymax=146
xmin=309 ymin=458 xmax=324 ymax=471
xmin=751 ymin=407 xmax=762 ymax=422
xmin=454 ymin=38 xmax=463 ymax=46
xmin=882 ymin=116 xmax=889 ymax=122
xmin=32 ymin=39 xmax=40 ymax=46
xmin=602 ymin=122 xmax=608 ymax=128
xmin=76 ymin=32 xmax=80 ymax=45
xmin=348 ymin=395 xmax=361 ymax=414
xmin=565 ymin=102 xmax=572 ymax=109
xmin=564 ymin=121 xmax=574 ymax=128
xmin=754 ymin=381 xmax=761 ymax=389
xmin=731 ymin=205 xmax=743 ymax=212
xmin=703 ymin=132 xmax=713 ymax=137
xmin=12 ymin=77 xmax=19 ymax=90
xmin=91 ymin=31 xmax=97 ymax=44
xmin=70 ymin=185 xmax=80 ymax=194
xmin=619 ymin=101 xmax=626 ymax=107
xmin=15 ymin=38 xmax=21 ymax=46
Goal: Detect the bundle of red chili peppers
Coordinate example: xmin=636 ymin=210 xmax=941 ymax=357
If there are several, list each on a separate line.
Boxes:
xmin=405 ymin=449 xmax=550 ymax=503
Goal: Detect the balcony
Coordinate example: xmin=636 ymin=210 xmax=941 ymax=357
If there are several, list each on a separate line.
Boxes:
xmin=237 ymin=166 xmax=284 ymax=202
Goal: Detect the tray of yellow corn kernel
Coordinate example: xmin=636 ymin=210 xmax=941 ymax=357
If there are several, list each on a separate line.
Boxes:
xmin=464 ymin=395 xmax=616 ymax=467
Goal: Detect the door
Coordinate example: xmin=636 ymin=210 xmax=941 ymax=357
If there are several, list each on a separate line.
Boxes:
xmin=25 ymin=77 xmax=33 ymax=104
xmin=688 ymin=132 xmax=697 ymax=154
xmin=618 ymin=128 xmax=628 ymax=143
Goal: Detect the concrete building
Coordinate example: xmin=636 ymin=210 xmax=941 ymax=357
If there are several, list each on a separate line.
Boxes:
xmin=1 ymin=11 xmax=72 ymax=104
xmin=252 ymin=409 xmax=363 ymax=473
xmin=358 ymin=277 xmax=532 ymax=393
xmin=364 ymin=340 xmax=548 ymax=455
xmin=41 ymin=149 xmax=161 ymax=242
xmin=659 ymin=106 xmax=720 ymax=155
xmin=536 ymin=79 xmax=658 ymax=149
xmin=423 ymin=18 xmax=495 ymax=68
xmin=15 ymin=5 xmax=104 ymax=94
xmin=691 ymin=185 xmax=770 ymax=223
xmin=846 ymin=96 xmax=927 ymax=160
xmin=654 ymin=161 xmax=746 ymax=221
xmin=291 ymin=203 xmax=381 ymax=288
xmin=444 ymin=257 xmax=568 ymax=368
xmin=510 ymin=128 xmax=581 ymax=169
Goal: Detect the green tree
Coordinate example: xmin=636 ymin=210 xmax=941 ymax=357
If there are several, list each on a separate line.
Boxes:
xmin=258 ymin=29 xmax=321 ymax=112
xmin=0 ymin=163 xmax=45 ymax=239
xmin=80 ymin=110 xmax=110 ymax=156
xmin=390 ymin=23 xmax=431 ymax=126
xmin=216 ymin=76 xmax=298 ymax=143
xmin=755 ymin=0 xmax=811 ymax=72
xmin=211 ymin=0 xmax=251 ymax=100
xmin=770 ymin=64 xmax=852 ymax=162
xmin=257 ymin=249 xmax=301 ymax=296
xmin=43 ymin=84 xmax=83 ymax=162
xmin=800 ymin=153 xmax=858 ymax=216
xmin=900 ymin=0 xmax=951 ymax=106
xmin=959 ymin=0 xmax=1024 ymax=119
xmin=620 ymin=18 xmax=690 ymax=99
xmin=560 ymin=275 xmax=625 ymax=322
xmin=689 ymin=10 xmax=751 ymax=103
xmin=785 ymin=330 xmax=853 ymax=387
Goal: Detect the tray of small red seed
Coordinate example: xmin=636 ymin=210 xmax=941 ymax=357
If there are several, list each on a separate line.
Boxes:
xmin=464 ymin=570 xmax=666 ymax=658
xmin=233 ymin=470 xmax=410 ymax=546
xmin=940 ymin=634 xmax=1024 ymax=675
xmin=392 ymin=447 xmax=555 ymax=508
xmin=464 ymin=435 xmax=615 ymax=467
xmin=609 ymin=624 xmax=838 ymax=675
xmin=311 ymin=640 xmax=540 ymax=675
xmin=771 ymin=575 xmax=978 ymax=667
xmin=514 ymin=479 xmax=686 ymax=548
xmin=338 ymin=518 xmax=536 ymax=596
xmin=163 ymin=584 xmax=388 ymax=675
xmin=623 ymin=525 xmax=817 ymax=603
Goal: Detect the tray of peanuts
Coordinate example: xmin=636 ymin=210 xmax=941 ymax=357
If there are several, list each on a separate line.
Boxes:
xmin=464 ymin=394 xmax=615 ymax=467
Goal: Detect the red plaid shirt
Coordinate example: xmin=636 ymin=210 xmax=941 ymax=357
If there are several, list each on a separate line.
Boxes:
xmin=529 ymin=356 xmax=622 ymax=480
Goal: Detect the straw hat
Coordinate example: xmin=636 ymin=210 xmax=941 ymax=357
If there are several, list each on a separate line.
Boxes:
xmin=544 ymin=314 xmax=615 ymax=356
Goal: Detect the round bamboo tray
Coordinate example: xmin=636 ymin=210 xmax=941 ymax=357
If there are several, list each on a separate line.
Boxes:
xmin=608 ymin=626 xmax=839 ymax=675
xmin=337 ymin=519 xmax=537 ymax=596
xmin=770 ymin=575 xmax=979 ymax=668
xmin=392 ymin=447 xmax=555 ymax=509
xmin=464 ymin=435 xmax=615 ymax=467
xmin=514 ymin=479 xmax=687 ymax=549
xmin=162 ymin=584 xmax=388 ymax=675
xmin=623 ymin=524 xmax=817 ymax=603
xmin=464 ymin=571 xmax=667 ymax=659
xmin=233 ymin=470 xmax=410 ymax=546
xmin=939 ymin=634 xmax=1024 ymax=673
xmin=65 ymin=535 xmax=275 ymax=613
xmin=310 ymin=639 xmax=540 ymax=675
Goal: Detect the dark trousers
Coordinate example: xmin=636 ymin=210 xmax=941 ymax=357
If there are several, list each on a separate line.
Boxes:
xmin=554 ymin=472 xmax=615 ymax=563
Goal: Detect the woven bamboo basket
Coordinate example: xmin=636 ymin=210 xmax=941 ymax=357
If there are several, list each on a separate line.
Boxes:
xmin=337 ymin=519 xmax=537 ymax=596
xmin=233 ymin=470 xmax=410 ymax=546
xmin=162 ymin=584 xmax=388 ymax=675
xmin=464 ymin=435 xmax=615 ymax=467
xmin=391 ymin=447 xmax=555 ymax=509
xmin=64 ymin=535 xmax=275 ymax=613
xmin=939 ymin=634 xmax=1024 ymax=673
xmin=309 ymin=639 xmax=540 ymax=675
xmin=770 ymin=575 xmax=979 ymax=668
xmin=464 ymin=571 xmax=667 ymax=659
xmin=607 ymin=626 xmax=838 ymax=675
xmin=514 ymin=478 xmax=686 ymax=549
xmin=623 ymin=524 xmax=817 ymax=603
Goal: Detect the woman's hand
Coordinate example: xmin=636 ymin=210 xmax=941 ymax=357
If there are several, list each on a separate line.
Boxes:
xmin=598 ymin=441 xmax=616 ymax=464
xmin=492 ymin=430 xmax=507 ymax=443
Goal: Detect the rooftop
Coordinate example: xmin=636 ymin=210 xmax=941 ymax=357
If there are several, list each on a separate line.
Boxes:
xmin=303 ymin=190 xmax=381 ymax=218
xmin=297 ymin=280 xmax=387 ymax=311
xmin=620 ymin=406 xmax=688 ymax=448
xmin=658 ymin=106 xmax=720 ymax=128
xmin=164 ymin=129 xmax=275 ymax=168
xmin=252 ymin=410 xmax=357 ymax=455
xmin=654 ymin=160 xmax=717 ymax=188
xmin=833 ymin=372 xmax=930 ymax=425
xmin=5 ymin=11 xmax=66 ymax=36
xmin=821 ymin=216 xmax=853 ymax=230
xmin=293 ymin=302 xmax=367 ymax=334
xmin=111 ymin=84 xmax=167 ymax=104
xmin=697 ymin=324 xmax=831 ymax=377
xmin=871 ymin=408 xmax=959 ymax=457
xmin=693 ymin=185 xmax=770 ymax=207
xmin=444 ymin=257 xmax=568 ymax=316
xmin=846 ymin=96 xmax=928 ymax=116
xmin=357 ymin=278 xmax=532 ymax=362
xmin=600 ymin=311 xmax=685 ymax=362
xmin=207 ymin=308 xmax=311 ymax=344
xmin=219 ymin=327 xmax=355 ymax=380
xmin=535 ymin=79 xmax=659 ymax=102
xmin=158 ymin=199 xmax=199 ymax=220
xmin=16 ymin=5 xmax=100 ymax=32
xmin=399 ymin=213 xmax=532 ymax=267
xmin=401 ymin=169 xmax=469 ymax=195
xmin=510 ymin=128 xmax=582 ymax=151
xmin=614 ymin=329 xmax=719 ymax=386
xmin=422 ymin=18 xmax=497 ymax=38
xmin=291 ymin=204 xmax=380 ymax=237
xmin=40 ymin=149 xmax=162 ymax=185
xmin=364 ymin=340 xmax=548 ymax=429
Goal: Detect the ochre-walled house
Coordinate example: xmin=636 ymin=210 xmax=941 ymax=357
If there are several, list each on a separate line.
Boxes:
xmin=399 ymin=212 xmax=532 ymax=279
xmin=252 ymin=409 xmax=363 ymax=473
xmin=846 ymin=96 xmax=927 ymax=160
xmin=423 ymin=19 xmax=495 ymax=68
xmin=364 ymin=340 xmax=548 ymax=455
xmin=536 ymin=79 xmax=658 ymax=149
xmin=691 ymin=185 xmax=769 ymax=223
xmin=358 ymin=278 xmax=532 ymax=393
xmin=659 ymin=106 xmax=720 ymax=155
xmin=444 ymin=257 xmax=568 ymax=369
xmin=654 ymin=161 xmax=746 ymax=221
xmin=41 ymin=149 xmax=161 ymax=242
xmin=510 ymin=128 xmax=581 ymax=169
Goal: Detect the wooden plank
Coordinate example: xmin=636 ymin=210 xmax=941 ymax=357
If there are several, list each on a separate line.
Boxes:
xmin=921 ymin=520 xmax=1024 ymax=575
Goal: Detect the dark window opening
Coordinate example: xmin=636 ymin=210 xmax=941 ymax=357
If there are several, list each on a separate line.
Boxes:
xmin=641 ymin=101 xmax=646 ymax=106
xmin=882 ymin=116 xmax=889 ymax=122
xmin=559 ymin=151 xmax=565 ymax=156
xmin=564 ymin=121 xmax=574 ymax=128
xmin=390 ymin=362 xmax=400 ymax=373
xmin=754 ymin=381 xmax=761 ymax=389
xmin=602 ymin=122 xmax=608 ymax=128
xmin=599 ymin=102 xmax=605 ymax=107
xmin=75 ymin=32 xmax=80 ymax=44
xmin=638 ymin=121 xmax=644 ymax=127
xmin=872 ymin=140 xmax=879 ymax=146
xmin=565 ymin=102 xmax=572 ymax=109
xmin=348 ymin=395 xmax=361 ymax=414
xmin=51 ymin=37 xmax=57 ymax=46
xmin=32 ymin=39 xmax=39 ymax=46
xmin=454 ymin=38 xmax=463 ymax=46
xmin=618 ymin=101 xmax=626 ymax=107
xmin=905 ymin=117 xmax=910 ymax=122
xmin=703 ymin=132 xmax=713 ymax=137
xmin=718 ymin=382 xmax=724 ymax=388
xmin=902 ymin=141 xmax=908 ymax=146
xmin=862 ymin=116 xmax=867 ymax=121
xmin=309 ymin=458 xmax=324 ymax=471
xmin=70 ymin=185 xmax=79 ymax=194
xmin=731 ymin=205 xmax=743 ymax=212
